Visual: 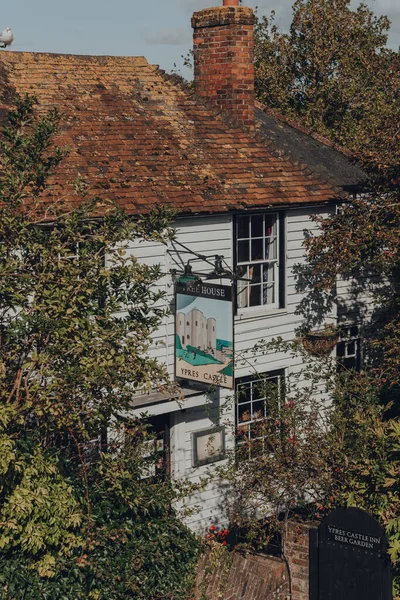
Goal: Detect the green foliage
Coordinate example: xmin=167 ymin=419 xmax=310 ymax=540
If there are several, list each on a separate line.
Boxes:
xmin=220 ymin=339 xmax=400 ymax=588
xmin=253 ymin=4 xmax=399 ymax=587
xmin=328 ymin=371 xmax=400 ymax=593
xmin=254 ymin=0 xmax=399 ymax=176
xmin=0 ymin=95 xmax=199 ymax=599
xmin=219 ymin=340 xmax=338 ymax=550
xmin=302 ymin=192 xmax=400 ymax=382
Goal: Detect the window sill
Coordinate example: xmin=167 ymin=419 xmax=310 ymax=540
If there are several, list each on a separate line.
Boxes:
xmin=235 ymin=307 xmax=288 ymax=322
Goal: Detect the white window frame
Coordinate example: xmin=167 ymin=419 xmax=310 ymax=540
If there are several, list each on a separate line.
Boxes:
xmin=235 ymin=212 xmax=282 ymax=312
xmin=336 ymin=324 xmax=362 ymax=371
xmin=57 ymin=241 xmax=80 ymax=262
xmin=236 ymin=370 xmax=284 ymax=459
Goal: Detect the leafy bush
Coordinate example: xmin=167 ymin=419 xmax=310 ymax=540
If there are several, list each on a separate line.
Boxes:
xmin=0 ymin=95 xmax=199 ymax=599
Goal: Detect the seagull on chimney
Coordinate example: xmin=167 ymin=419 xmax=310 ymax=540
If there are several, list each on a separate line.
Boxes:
xmin=0 ymin=27 xmax=14 ymax=48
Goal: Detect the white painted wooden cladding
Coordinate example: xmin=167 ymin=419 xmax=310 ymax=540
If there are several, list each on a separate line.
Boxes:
xmin=113 ymin=206 xmax=345 ymax=533
xmin=121 ymin=214 xmax=233 ymax=377
xmin=234 ymin=205 xmax=334 ymax=380
xmin=121 ymin=207 xmax=334 ymax=377
xmin=171 ymin=389 xmax=236 ymax=534
xmin=336 ymin=274 xmax=376 ymax=324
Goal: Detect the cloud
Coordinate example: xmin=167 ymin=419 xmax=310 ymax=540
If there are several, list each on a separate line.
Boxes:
xmin=142 ymin=27 xmax=191 ymax=46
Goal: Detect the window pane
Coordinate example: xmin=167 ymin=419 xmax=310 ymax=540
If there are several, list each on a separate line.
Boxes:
xmin=237 ymin=266 xmax=249 ymax=308
xmin=337 ymin=341 xmax=345 ymax=357
xmin=250 ymin=264 xmax=261 ymax=284
xmin=238 ymin=240 xmax=249 ymax=263
xmin=251 ymin=238 xmax=263 ymax=261
xmin=249 ymin=421 xmax=263 ymax=439
xmin=252 ymin=380 xmax=266 ymax=400
xmin=263 ymin=283 xmax=275 ymax=305
xmin=251 ymin=215 xmax=263 ymax=238
xmin=249 ymin=285 xmax=261 ymax=306
xmin=344 ymin=357 xmax=356 ymax=369
xmin=262 ymin=263 xmax=275 ymax=284
xmin=237 ymin=284 xmax=249 ymax=308
xmin=337 ymin=325 xmax=361 ymax=372
xmin=265 ymin=214 xmax=276 ymax=236
xmin=265 ymin=237 xmax=277 ymax=260
xmin=237 ymin=382 xmax=251 ymax=403
xmin=346 ymin=340 xmax=356 ymax=356
xmin=237 ymin=216 xmax=249 ymax=239
xmin=238 ymin=404 xmax=252 ymax=423
xmin=252 ymin=400 xmax=266 ymax=420
xmin=268 ymin=375 xmax=280 ymax=388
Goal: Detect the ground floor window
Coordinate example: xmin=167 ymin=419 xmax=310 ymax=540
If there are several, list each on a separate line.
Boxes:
xmin=235 ymin=370 xmax=284 ymax=459
xmin=123 ymin=413 xmax=170 ymax=480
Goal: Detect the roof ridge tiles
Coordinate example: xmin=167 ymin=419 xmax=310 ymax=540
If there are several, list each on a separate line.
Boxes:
xmin=0 ymin=50 xmax=150 ymax=65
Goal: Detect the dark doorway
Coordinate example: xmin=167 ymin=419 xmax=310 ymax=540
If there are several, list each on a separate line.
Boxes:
xmin=309 ymin=507 xmax=392 ymax=600
xmin=144 ymin=413 xmax=171 ymax=479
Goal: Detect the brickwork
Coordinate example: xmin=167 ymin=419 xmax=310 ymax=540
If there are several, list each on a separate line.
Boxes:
xmin=284 ymin=522 xmax=317 ymax=600
xmin=195 ymin=551 xmax=290 ymax=600
xmin=192 ymin=6 xmax=256 ymax=130
xmin=195 ymin=521 xmax=317 ymax=600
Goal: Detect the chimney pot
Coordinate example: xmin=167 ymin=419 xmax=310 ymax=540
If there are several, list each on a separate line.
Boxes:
xmin=223 ymin=0 xmax=240 ymax=5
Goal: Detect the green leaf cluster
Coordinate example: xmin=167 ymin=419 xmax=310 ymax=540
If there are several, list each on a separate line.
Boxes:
xmin=254 ymin=0 xmax=399 ymax=177
xmin=0 ymin=95 xmax=199 ymax=599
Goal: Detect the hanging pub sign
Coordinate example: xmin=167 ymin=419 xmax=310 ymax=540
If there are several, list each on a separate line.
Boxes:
xmin=175 ymin=281 xmax=233 ymax=389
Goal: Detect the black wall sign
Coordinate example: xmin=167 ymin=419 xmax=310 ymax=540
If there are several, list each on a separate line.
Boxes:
xmin=310 ymin=507 xmax=392 ymax=600
xmin=176 ymin=281 xmax=232 ymax=302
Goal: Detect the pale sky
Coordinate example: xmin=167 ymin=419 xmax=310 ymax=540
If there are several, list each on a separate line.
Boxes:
xmin=3 ymin=0 xmax=399 ymax=78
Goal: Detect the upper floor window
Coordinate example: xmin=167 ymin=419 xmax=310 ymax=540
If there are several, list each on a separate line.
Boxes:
xmin=337 ymin=325 xmax=362 ymax=371
xmin=236 ymin=213 xmax=284 ymax=311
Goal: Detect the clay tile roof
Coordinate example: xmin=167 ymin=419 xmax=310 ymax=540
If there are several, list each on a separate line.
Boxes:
xmin=255 ymin=104 xmax=367 ymax=192
xmin=0 ymin=52 xmax=341 ymax=215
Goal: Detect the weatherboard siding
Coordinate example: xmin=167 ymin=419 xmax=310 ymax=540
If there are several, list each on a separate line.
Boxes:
xmin=336 ymin=275 xmax=376 ymax=325
xmin=118 ymin=206 xmax=345 ymax=533
xmin=125 ymin=206 xmax=334 ymax=377
xmin=170 ymin=394 xmax=235 ymax=533
xmin=122 ymin=214 xmax=232 ymax=378
xmin=234 ymin=205 xmax=334 ymax=379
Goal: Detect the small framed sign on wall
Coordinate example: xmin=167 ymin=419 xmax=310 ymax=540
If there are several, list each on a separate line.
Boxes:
xmin=192 ymin=426 xmax=225 ymax=467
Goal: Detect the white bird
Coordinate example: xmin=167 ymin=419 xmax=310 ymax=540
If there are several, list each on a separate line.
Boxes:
xmin=0 ymin=27 xmax=14 ymax=48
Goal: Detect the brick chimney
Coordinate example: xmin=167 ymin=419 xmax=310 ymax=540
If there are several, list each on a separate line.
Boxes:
xmin=192 ymin=1 xmax=256 ymax=130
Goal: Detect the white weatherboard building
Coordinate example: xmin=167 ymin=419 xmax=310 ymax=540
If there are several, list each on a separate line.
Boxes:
xmin=0 ymin=2 xmax=367 ymax=532
xmin=125 ymin=208 xmax=362 ymax=531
